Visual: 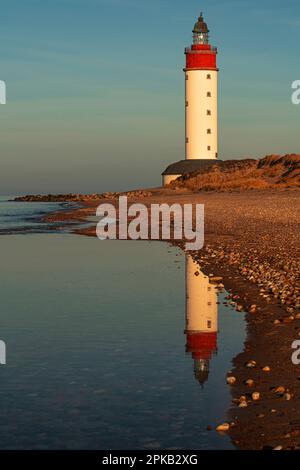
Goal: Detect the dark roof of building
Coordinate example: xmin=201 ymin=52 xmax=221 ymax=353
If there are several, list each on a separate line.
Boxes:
xmin=193 ymin=13 xmax=209 ymax=34
xmin=162 ymin=159 xmax=222 ymax=176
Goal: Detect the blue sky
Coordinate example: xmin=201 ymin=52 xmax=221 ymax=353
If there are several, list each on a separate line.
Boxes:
xmin=0 ymin=0 xmax=299 ymax=194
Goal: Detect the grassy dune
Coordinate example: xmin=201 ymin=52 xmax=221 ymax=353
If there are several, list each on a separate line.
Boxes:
xmin=170 ymin=154 xmax=300 ymax=191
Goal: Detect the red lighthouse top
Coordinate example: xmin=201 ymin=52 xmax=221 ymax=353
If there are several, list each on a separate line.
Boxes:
xmin=185 ymin=13 xmax=218 ymax=71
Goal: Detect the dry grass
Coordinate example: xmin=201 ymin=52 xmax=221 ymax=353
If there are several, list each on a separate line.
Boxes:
xmin=170 ymin=154 xmax=300 ymax=191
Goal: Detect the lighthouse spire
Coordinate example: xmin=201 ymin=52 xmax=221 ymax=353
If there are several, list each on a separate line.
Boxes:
xmin=193 ymin=12 xmax=209 ymax=44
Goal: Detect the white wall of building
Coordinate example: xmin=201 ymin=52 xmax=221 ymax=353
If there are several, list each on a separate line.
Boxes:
xmin=185 ymin=70 xmax=218 ymax=160
xmin=162 ymin=174 xmax=181 ymax=186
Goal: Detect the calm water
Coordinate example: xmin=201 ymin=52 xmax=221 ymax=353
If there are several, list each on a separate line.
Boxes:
xmin=0 ymin=202 xmax=246 ymax=450
xmin=0 ymin=196 xmax=70 ymax=233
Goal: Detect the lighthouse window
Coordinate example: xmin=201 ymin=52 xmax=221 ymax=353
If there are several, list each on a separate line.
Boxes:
xmin=207 ymin=320 xmax=212 ymax=328
xmin=207 ymin=110 xmax=211 ymax=115
xmin=207 ymin=146 xmax=211 ymax=151
xmin=207 ymin=129 xmax=211 ymax=134
xmin=207 ymin=74 xmax=211 ymax=79
xmin=185 ymin=74 xmax=189 ymax=81
xmin=186 ymin=137 xmax=189 ymax=144
xmin=207 ymin=92 xmax=211 ymax=97
xmin=186 ymin=101 xmax=189 ymax=107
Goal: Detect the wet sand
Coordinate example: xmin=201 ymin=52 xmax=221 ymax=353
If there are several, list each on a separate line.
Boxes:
xmin=44 ymin=188 xmax=300 ymax=449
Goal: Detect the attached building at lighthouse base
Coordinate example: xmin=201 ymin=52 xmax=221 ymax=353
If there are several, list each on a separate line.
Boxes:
xmin=162 ymin=158 xmax=222 ymax=186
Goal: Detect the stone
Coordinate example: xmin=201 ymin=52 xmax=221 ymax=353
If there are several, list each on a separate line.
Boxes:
xmin=274 ymin=386 xmax=285 ymax=394
xmin=245 ymin=379 xmax=255 ymax=387
xmin=246 ymin=360 xmax=256 ymax=368
xmin=239 ymin=401 xmax=248 ymax=408
xmin=285 ymin=315 xmax=295 ymax=322
xmin=216 ymin=423 xmax=230 ymax=432
xmin=252 ymin=392 xmax=260 ymax=401
xmin=262 ymin=366 xmax=271 ymax=372
xmin=226 ymin=376 xmax=236 ymax=385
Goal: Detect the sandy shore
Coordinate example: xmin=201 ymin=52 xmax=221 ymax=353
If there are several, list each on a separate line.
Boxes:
xmin=43 ymin=187 xmax=300 ymax=450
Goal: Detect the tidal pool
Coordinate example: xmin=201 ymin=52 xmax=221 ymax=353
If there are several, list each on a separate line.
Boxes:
xmin=0 ymin=235 xmax=245 ymax=449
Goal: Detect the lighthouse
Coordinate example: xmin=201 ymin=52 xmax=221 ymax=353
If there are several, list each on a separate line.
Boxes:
xmin=184 ymin=255 xmax=218 ymax=387
xmin=185 ymin=13 xmax=218 ymax=161
xmin=162 ymin=13 xmax=221 ymax=185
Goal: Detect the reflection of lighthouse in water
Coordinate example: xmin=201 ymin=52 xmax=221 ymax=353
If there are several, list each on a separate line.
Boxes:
xmin=185 ymin=255 xmax=218 ymax=387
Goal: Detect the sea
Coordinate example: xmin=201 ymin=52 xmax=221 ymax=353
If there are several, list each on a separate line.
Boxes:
xmin=0 ymin=196 xmax=246 ymax=449
xmin=0 ymin=195 xmax=71 ymax=234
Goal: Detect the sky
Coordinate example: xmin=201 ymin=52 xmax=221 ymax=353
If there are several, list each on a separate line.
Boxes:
xmin=0 ymin=0 xmax=300 ymax=194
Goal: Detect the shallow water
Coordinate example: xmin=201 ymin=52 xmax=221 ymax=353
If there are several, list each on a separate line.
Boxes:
xmin=0 ymin=196 xmax=70 ymax=233
xmin=0 ymin=234 xmax=245 ymax=449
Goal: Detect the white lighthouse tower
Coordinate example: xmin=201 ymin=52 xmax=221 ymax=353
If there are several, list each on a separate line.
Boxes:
xmin=162 ymin=13 xmax=220 ymax=185
xmin=185 ymin=13 xmax=218 ymax=161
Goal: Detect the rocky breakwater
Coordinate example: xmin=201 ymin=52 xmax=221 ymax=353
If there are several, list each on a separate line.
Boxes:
xmin=14 ymin=190 xmax=153 ymax=203
xmin=14 ymin=193 xmax=104 ymax=203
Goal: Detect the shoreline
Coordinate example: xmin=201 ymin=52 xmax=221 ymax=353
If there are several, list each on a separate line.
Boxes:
xmin=13 ymin=188 xmax=300 ymax=449
xmin=0 ymin=200 xmax=81 ymax=235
